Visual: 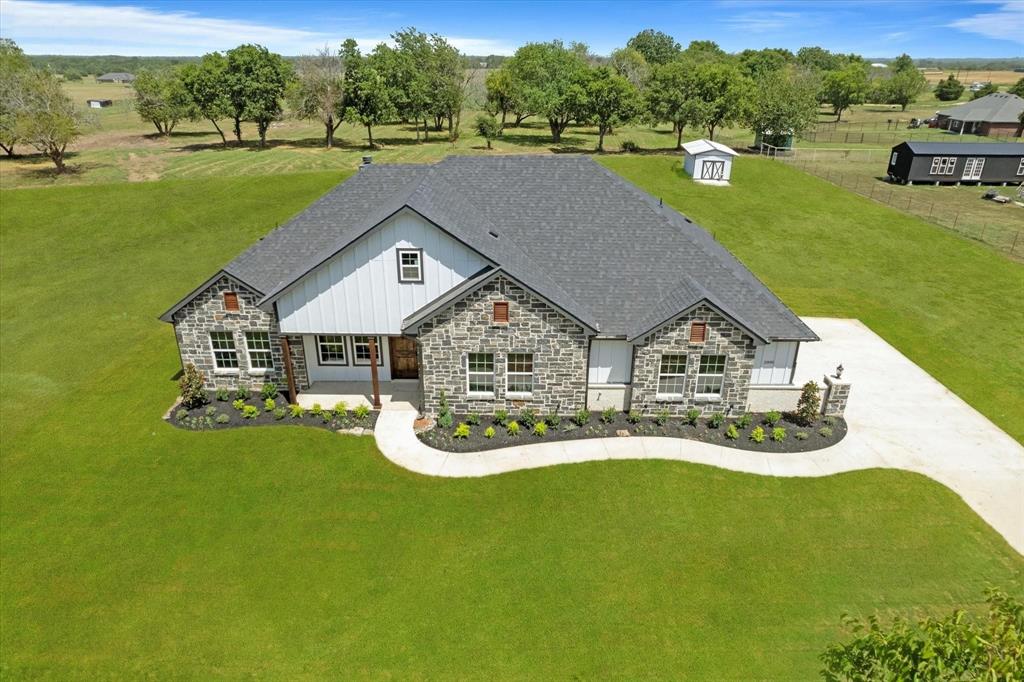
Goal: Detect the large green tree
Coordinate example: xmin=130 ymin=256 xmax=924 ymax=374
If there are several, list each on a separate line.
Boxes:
xmin=796 ymin=46 xmax=840 ymax=73
xmin=505 ymin=41 xmax=589 ymax=142
xmin=608 ymin=47 xmax=650 ymax=89
xmin=289 ymin=46 xmax=346 ymax=148
xmin=343 ymin=40 xmax=395 ymax=149
xmin=972 ymin=82 xmax=998 ymax=99
xmin=683 ymin=61 xmax=750 ymax=140
xmin=933 ymin=74 xmax=965 ymax=101
xmin=681 ymin=40 xmax=727 ymax=64
xmin=646 ymin=60 xmax=694 ymax=149
xmin=625 ymin=29 xmax=680 ymax=66
xmin=13 ymin=67 xmax=87 ymax=172
xmin=485 ymin=67 xmax=530 ymax=128
xmin=0 ymin=38 xmax=30 ymax=156
xmin=1009 ymin=77 xmax=1024 ymax=98
xmin=744 ymin=67 xmax=818 ymax=147
xmin=821 ymin=62 xmax=870 ymax=121
xmin=737 ymin=48 xmax=794 ymax=79
xmin=132 ymin=68 xmax=195 ymax=136
xmin=578 ymin=67 xmax=642 ymax=151
xmin=179 ymin=52 xmax=232 ymax=145
xmin=225 ymin=44 xmax=291 ymax=147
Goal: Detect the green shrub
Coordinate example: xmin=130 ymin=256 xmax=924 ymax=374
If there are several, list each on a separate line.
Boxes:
xmin=736 ymin=413 xmax=752 ymax=429
xmin=600 ymin=407 xmax=616 ymax=423
xmin=273 ymin=407 xmax=287 ymax=420
xmin=353 ymin=404 xmax=370 ymax=421
xmin=545 ymin=413 xmax=561 ymax=428
xmin=175 ymin=408 xmax=188 ymax=421
xmin=178 ymin=363 xmax=207 ymax=409
xmin=494 ymin=409 xmax=509 ymax=426
xmin=231 ymin=399 xmax=245 ymax=411
xmin=772 ymin=427 xmax=786 ymax=442
xmin=750 ymin=426 xmax=766 ymax=443
xmin=204 ymin=406 xmax=217 ymax=417
xmin=795 ymin=380 xmax=821 ymax=426
xmin=215 ymin=413 xmax=230 ymax=424
xmin=507 ymin=420 xmax=521 ymax=436
xmin=235 ymin=387 xmax=250 ymax=400
xmin=707 ymin=412 xmax=725 ymax=429
xmin=626 ymin=409 xmax=642 ymax=424
xmin=263 ymin=397 xmax=275 ymax=412
xmin=823 ymin=415 xmax=836 ymax=426
xmin=573 ymin=409 xmax=590 ymax=427
xmin=437 ymin=411 xmax=454 ymax=429
xmin=621 ymin=140 xmax=639 ymax=152
xmin=654 ymin=409 xmax=670 ymax=426
xmin=320 ymin=411 xmax=331 ymax=423
xmin=241 ymin=405 xmax=259 ymax=419
xmin=519 ymin=408 xmax=537 ymax=428
xmin=819 ymin=426 xmax=834 ymax=438
xmin=795 ymin=431 xmax=809 ymax=440
xmin=484 ymin=426 xmax=496 ymax=439
xmin=533 ymin=422 xmax=548 ymax=437
xmin=289 ymin=404 xmax=304 ymax=418
xmin=333 ymin=401 xmax=348 ymax=417
xmin=215 ymin=387 xmax=230 ymax=402
xmin=725 ymin=424 xmax=739 ymax=440
xmin=466 ymin=413 xmax=481 ymax=426
xmin=765 ymin=410 xmax=782 ymax=426
xmin=684 ymin=408 xmax=701 ymax=426
xmin=453 ymin=423 xmax=471 ymax=439
xmin=260 ymin=382 xmax=278 ymax=400
xmin=310 ymin=403 xmax=323 ymax=416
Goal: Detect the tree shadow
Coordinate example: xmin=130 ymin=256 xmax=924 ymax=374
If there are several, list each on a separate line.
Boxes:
xmin=498 ymin=133 xmax=587 ymax=148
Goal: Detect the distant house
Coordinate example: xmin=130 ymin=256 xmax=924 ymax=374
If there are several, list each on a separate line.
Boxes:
xmin=682 ymin=139 xmax=738 ymax=185
xmin=96 ymin=72 xmax=135 ymax=83
xmin=87 ymin=99 xmax=113 ymax=108
xmin=935 ymin=93 xmax=1024 ymax=138
xmin=886 ymin=141 xmax=1024 ymax=185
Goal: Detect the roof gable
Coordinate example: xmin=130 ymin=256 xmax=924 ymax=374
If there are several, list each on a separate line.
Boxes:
xmin=936 ymin=93 xmax=1024 ymax=123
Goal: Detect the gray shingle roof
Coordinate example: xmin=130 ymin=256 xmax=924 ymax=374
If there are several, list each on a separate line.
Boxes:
xmin=936 ymin=93 xmax=1024 ymax=123
xmin=183 ymin=155 xmax=817 ymax=342
xmin=900 ymin=141 xmax=1024 ymax=156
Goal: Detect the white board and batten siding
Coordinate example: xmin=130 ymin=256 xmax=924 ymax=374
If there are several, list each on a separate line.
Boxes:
xmin=751 ymin=341 xmax=798 ymax=385
xmin=587 ymin=340 xmax=633 ymax=411
xmin=276 ymin=209 xmax=489 ymax=335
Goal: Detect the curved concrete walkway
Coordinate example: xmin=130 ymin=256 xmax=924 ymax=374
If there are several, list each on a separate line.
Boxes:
xmin=374 ymin=318 xmax=1024 ymax=554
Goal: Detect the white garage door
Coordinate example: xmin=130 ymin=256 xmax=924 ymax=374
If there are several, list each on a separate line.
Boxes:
xmin=588 ymin=340 xmax=633 ymax=384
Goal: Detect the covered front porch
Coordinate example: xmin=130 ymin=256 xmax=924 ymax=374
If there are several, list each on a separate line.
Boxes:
xmin=296 ymin=380 xmax=421 ymax=411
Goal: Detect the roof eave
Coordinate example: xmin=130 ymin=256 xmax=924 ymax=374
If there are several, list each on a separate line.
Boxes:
xmin=158 ymin=270 xmax=262 ymax=323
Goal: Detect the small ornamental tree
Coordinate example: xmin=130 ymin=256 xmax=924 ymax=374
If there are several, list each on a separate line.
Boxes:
xmin=933 ymin=74 xmax=964 ymax=101
xmin=971 ymin=82 xmax=998 ymax=100
xmin=795 ymin=380 xmax=821 ymax=426
xmin=1009 ymin=77 xmax=1024 ymax=98
xmin=474 ymin=113 xmax=500 ymax=149
xmin=178 ymin=363 xmax=207 ymax=409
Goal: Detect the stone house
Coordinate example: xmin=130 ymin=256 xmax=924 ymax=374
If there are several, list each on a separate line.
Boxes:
xmin=160 ymin=156 xmax=818 ymax=416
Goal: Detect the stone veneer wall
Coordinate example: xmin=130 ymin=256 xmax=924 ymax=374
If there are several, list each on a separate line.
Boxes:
xmin=172 ymin=276 xmax=309 ymax=391
xmin=822 ymin=376 xmax=851 ymax=416
xmin=416 ymin=276 xmax=589 ymax=416
xmin=631 ymin=305 xmax=755 ymax=415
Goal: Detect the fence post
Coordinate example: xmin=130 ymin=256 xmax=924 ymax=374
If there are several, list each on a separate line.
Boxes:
xmin=1012 ymin=230 xmax=1020 ymax=255
xmin=953 ymin=213 xmax=960 ymax=230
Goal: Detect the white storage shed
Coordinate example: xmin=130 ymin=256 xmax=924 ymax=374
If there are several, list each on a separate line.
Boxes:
xmin=682 ymin=139 xmax=738 ymax=185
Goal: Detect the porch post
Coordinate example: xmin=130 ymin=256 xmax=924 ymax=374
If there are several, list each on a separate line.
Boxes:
xmin=280 ymin=336 xmax=298 ymax=404
xmin=368 ymin=337 xmax=382 ymax=408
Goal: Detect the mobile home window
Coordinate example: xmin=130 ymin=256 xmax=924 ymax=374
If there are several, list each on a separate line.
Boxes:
xmin=316 ymin=335 xmax=347 ymax=365
xmin=506 ymin=353 xmax=534 ymax=395
xmin=890 ymin=151 xmax=898 ymax=165
xmin=467 ymin=353 xmax=495 ymax=396
xmin=245 ymin=332 xmax=274 ymax=371
xmin=352 ymin=336 xmax=382 ymax=365
xmin=397 ymin=249 xmax=423 ymax=283
xmin=1017 ymin=158 xmax=1024 ymax=176
xmin=695 ymin=354 xmax=726 ymax=398
xmin=657 ymin=354 xmax=687 ymax=398
xmin=209 ymin=331 xmax=239 ymax=370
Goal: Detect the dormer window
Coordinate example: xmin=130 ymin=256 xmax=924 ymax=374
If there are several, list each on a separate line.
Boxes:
xmin=397 ymin=248 xmax=423 ymax=283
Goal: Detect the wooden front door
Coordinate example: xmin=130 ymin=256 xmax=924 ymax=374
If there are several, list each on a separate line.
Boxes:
xmin=389 ymin=336 xmax=419 ymax=379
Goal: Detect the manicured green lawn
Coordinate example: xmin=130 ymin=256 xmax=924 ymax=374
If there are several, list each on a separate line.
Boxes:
xmin=1 ymin=167 xmax=1022 ymax=679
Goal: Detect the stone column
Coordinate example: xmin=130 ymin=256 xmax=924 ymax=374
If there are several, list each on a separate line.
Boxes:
xmin=822 ymin=375 xmax=851 ymax=417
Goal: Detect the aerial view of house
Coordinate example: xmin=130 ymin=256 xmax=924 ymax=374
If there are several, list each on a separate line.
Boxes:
xmin=935 ymin=92 xmax=1024 ymax=137
xmin=886 ymin=141 xmax=1024 ymax=184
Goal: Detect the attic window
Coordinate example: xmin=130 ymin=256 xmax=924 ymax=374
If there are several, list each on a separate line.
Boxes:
xmin=397 ymin=248 xmax=423 ymax=283
xmin=690 ymin=321 xmax=707 ymax=344
xmin=493 ymin=301 xmax=509 ymax=323
xmin=223 ymin=292 xmax=240 ymax=312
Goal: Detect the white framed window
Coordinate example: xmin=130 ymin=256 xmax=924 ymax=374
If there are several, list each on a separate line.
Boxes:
xmin=352 ymin=336 xmax=382 ymax=365
xmin=890 ymin=151 xmax=898 ymax=165
xmin=962 ymin=157 xmax=985 ymax=180
xmin=942 ymin=157 xmax=956 ymax=175
xmin=1017 ymin=158 xmax=1024 ymax=176
xmin=657 ymin=354 xmax=687 ymax=398
xmin=929 ymin=156 xmax=956 ymax=175
xmin=397 ymin=248 xmax=423 ymax=283
xmin=316 ymin=335 xmax=347 ymax=365
xmin=209 ymin=331 xmax=238 ymax=371
xmin=245 ymin=331 xmax=274 ymax=371
xmin=467 ymin=353 xmax=495 ymax=396
xmin=507 ymin=353 xmax=534 ymax=395
xmin=695 ymin=354 xmax=726 ymax=398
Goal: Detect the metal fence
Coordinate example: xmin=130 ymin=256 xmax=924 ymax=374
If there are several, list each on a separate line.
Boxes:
xmin=800 ymin=127 xmax=1019 ymax=145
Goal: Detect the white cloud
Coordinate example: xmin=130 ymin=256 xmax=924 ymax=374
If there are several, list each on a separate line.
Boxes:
xmin=949 ymin=0 xmax=1024 ymax=42
xmin=721 ymin=11 xmax=804 ymax=34
xmin=0 ymin=0 xmax=516 ymax=55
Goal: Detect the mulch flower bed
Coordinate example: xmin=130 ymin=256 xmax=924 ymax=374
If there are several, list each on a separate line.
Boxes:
xmin=418 ymin=410 xmax=846 ymax=453
xmin=165 ymin=390 xmax=378 ymax=432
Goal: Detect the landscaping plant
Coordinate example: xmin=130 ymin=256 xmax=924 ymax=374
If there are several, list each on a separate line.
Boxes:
xmin=264 ymin=398 xmax=275 ymax=412
xmin=215 ymin=387 xmax=230 ymax=402
xmin=750 ymin=426 xmax=766 ymax=443
xmin=484 ymin=426 xmax=496 ymax=439
xmin=453 ymin=423 xmax=470 ymax=439
xmin=765 ymin=410 xmax=782 ymax=426
xmin=819 ymin=426 xmax=834 ymax=438
xmin=178 ymin=363 xmax=207 ymax=409
xmin=204 ymin=406 xmax=217 ymax=417
xmin=175 ymin=409 xmax=188 ymax=421
xmin=545 ymin=413 xmax=561 ymax=428
xmin=273 ymin=408 xmax=287 ymax=420
xmin=241 ymin=405 xmax=260 ymax=419
xmin=260 ymin=382 xmax=278 ymax=400
xmin=684 ymin=409 xmax=701 ymax=426
xmin=506 ymin=420 xmax=521 ymax=437
xmin=466 ymin=413 xmax=481 ymax=426
xmin=771 ymin=427 xmax=787 ymax=442
xmin=795 ymin=380 xmax=821 ymax=426
xmin=725 ymin=424 xmax=739 ymax=440
xmin=574 ymin=409 xmax=590 ymax=427
xmin=707 ymin=412 xmax=724 ymax=429
xmin=493 ymin=409 xmax=509 ymax=426
xmin=354 ymin=404 xmax=370 ymax=421
xmin=214 ymin=413 xmax=230 ymax=424
xmin=437 ymin=411 xmax=453 ymax=429
xmin=533 ymin=422 xmax=548 ymax=437
xmin=231 ymin=399 xmax=245 ymax=411
xmin=333 ymin=401 xmax=348 ymax=417
xmin=654 ymin=409 xmax=670 ymax=426
xmin=236 ymin=387 xmax=250 ymax=400
xmin=627 ymin=409 xmax=642 ymax=424
xmin=601 ymin=407 xmax=617 ymax=424
xmin=310 ymin=403 xmax=324 ymax=416
xmin=519 ymin=408 xmax=537 ymax=428
xmin=735 ymin=413 xmax=752 ymax=429
xmin=289 ymin=404 xmax=304 ymax=419
xmin=795 ymin=431 xmax=809 ymax=440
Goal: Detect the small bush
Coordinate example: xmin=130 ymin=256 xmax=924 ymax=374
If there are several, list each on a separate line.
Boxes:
xmin=264 ymin=397 xmax=275 ymax=412
xmin=320 ymin=411 xmax=331 ymax=423
xmin=545 ymin=413 xmax=561 ymax=428
xmin=600 ymin=407 xmax=617 ymax=423
xmin=333 ymin=401 xmax=348 ymax=417
xmin=771 ymin=427 xmax=786 ymax=442
xmin=574 ymin=409 xmax=590 ymax=427
xmin=823 ymin=415 xmax=836 ymax=426
xmin=533 ymin=422 xmax=548 ymax=437
xmin=353 ymin=404 xmax=370 ymax=421
xmin=437 ymin=411 xmax=454 ymax=429
xmin=654 ymin=409 xmax=670 ymax=426
xmin=626 ymin=409 xmax=642 ymax=424
xmin=795 ymin=431 xmax=809 ymax=440
xmin=764 ymin=410 xmax=782 ymax=426
xmin=750 ymin=426 xmax=766 ymax=443
xmin=231 ymin=399 xmax=245 ymax=411
xmin=241 ymin=405 xmax=259 ymax=419
xmin=215 ymin=413 xmax=230 ymax=424
xmin=795 ymin=380 xmax=821 ymax=426
xmin=215 ymin=387 xmax=230 ymax=402
xmin=493 ymin=409 xmax=509 ymax=426
xmin=273 ymin=407 xmax=287 ymax=420
xmin=289 ymin=404 xmax=304 ymax=418
xmin=235 ymin=387 xmax=250 ymax=400
xmin=178 ymin=363 xmax=207 ymax=409
xmin=519 ymin=408 xmax=537 ymax=428
xmin=707 ymin=412 xmax=725 ymax=429
xmin=484 ymin=426 xmax=496 ymax=439
xmin=725 ymin=424 xmax=739 ymax=440
xmin=453 ymin=423 xmax=471 ymax=439
xmin=506 ymin=420 xmax=521 ymax=437
xmin=621 ymin=140 xmax=639 ymax=152
xmin=310 ymin=403 xmax=323 ymax=416
xmin=684 ymin=408 xmax=701 ymax=426
xmin=260 ymin=382 xmax=278 ymax=400
xmin=735 ymin=413 xmax=752 ymax=429
xmin=175 ymin=408 xmax=189 ymax=421
xmin=466 ymin=413 xmax=481 ymax=426
xmin=819 ymin=426 xmax=834 ymax=438
xmin=204 ymin=406 xmax=217 ymax=417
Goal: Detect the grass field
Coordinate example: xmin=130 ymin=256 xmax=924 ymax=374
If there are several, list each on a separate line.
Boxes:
xmin=2 ymin=160 xmax=1022 ymax=678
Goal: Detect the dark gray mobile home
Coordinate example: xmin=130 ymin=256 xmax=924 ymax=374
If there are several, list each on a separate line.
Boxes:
xmin=886 ymin=142 xmax=1024 ymax=185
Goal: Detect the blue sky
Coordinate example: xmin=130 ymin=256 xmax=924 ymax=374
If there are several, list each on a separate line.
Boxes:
xmin=1 ymin=0 xmax=1021 ymax=57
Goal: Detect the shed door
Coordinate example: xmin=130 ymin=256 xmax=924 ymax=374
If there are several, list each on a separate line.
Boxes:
xmin=701 ymin=160 xmax=725 ymax=180
xmin=962 ymin=157 xmax=985 ymax=181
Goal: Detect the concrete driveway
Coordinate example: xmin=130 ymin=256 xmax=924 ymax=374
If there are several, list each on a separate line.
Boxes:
xmin=374 ymin=318 xmax=1024 ymax=554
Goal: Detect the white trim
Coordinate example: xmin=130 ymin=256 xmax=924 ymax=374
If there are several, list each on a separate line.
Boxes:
xmin=209 ymin=331 xmax=239 ymax=371
xmin=244 ymin=331 xmax=274 ymax=372
xmin=351 ymin=335 xmax=383 ymax=366
xmin=466 ymin=352 xmax=495 ymax=398
xmin=656 ymin=353 xmax=687 ymax=400
xmin=1017 ymin=158 xmax=1024 ymax=176
xmin=694 ymin=354 xmax=726 ymax=399
xmin=506 ymin=352 xmax=534 ymax=397
xmin=316 ymin=334 xmax=348 ymax=365
xmin=396 ymin=248 xmax=423 ymax=283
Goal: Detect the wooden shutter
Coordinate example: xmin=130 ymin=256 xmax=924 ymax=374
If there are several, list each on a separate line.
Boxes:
xmin=224 ymin=292 xmax=240 ymax=312
xmin=493 ymin=301 xmax=509 ymax=323
xmin=690 ymin=321 xmax=707 ymax=343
